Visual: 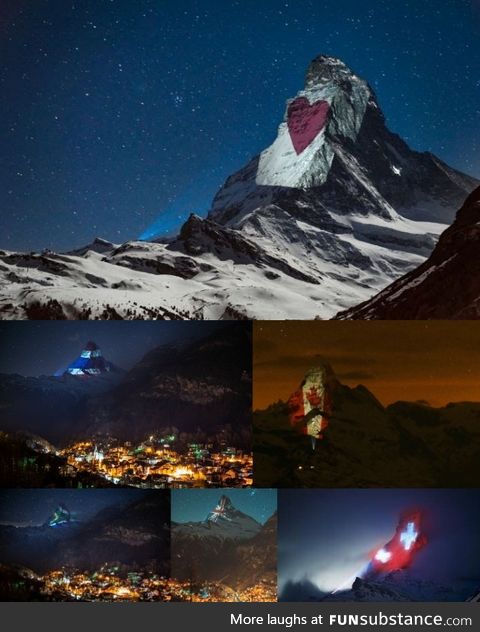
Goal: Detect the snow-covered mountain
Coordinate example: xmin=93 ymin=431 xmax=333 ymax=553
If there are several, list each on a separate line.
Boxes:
xmin=336 ymin=186 xmax=480 ymax=319
xmin=322 ymin=572 xmax=470 ymax=602
xmin=171 ymin=496 xmax=276 ymax=588
xmin=281 ymin=572 xmax=477 ymax=603
xmin=0 ymin=55 xmax=476 ymax=319
xmin=172 ymin=495 xmax=261 ymax=543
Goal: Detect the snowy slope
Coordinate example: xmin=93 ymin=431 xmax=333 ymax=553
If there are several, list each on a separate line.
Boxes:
xmin=0 ymin=55 xmax=477 ymax=320
xmin=323 ymin=572 xmax=469 ymax=602
xmin=336 ymin=186 xmax=480 ymax=319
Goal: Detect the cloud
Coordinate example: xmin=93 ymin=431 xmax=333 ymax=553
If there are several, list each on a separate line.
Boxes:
xmin=337 ymin=370 xmax=376 ymax=381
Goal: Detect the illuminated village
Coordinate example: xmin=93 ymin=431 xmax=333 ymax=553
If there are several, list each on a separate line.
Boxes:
xmin=37 ymin=567 xmax=275 ymax=602
xmin=58 ymin=435 xmax=252 ymax=488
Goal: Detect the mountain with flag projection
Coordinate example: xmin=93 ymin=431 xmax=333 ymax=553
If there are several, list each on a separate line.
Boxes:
xmin=0 ymin=492 xmax=170 ymax=577
xmin=336 ymin=186 xmax=480 ymax=319
xmin=173 ymin=495 xmax=261 ymax=542
xmin=0 ymin=324 xmax=251 ymax=451
xmin=60 ymin=340 xmax=120 ymax=376
xmin=0 ymin=56 xmax=476 ymax=320
xmin=287 ymin=361 xmax=337 ymax=445
xmin=253 ymin=363 xmax=480 ymax=488
xmin=171 ymin=496 xmax=276 ymax=590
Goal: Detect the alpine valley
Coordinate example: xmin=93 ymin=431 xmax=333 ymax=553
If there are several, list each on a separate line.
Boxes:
xmin=0 ymin=324 xmax=253 ymax=488
xmin=0 ymin=491 xmax=172 ymax=601
xmin=0 ymin=56 xmax=476 ymax=320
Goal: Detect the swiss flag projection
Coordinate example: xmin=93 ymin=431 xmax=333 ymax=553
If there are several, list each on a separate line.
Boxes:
xmin=370 ymin=511 xmax=427 ymax=573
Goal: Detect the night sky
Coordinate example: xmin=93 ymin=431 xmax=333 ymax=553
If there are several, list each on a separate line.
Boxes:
xmin=171 ymin=489 xmax=276 ymax=525
xmin=0 ymin=489 xmax=146 ymax=527
xmin=278 ymin=489 xmax=480 ymax=595
xmin=1 ymin=0 xmax=479 ymax=251
xmin=0 ymin=320 xmax=226 ymax=376
xmin=254 ymin=321 xmax=480 ymax=409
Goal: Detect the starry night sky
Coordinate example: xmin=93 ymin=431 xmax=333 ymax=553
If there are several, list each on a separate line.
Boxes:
xmin=172 ymin=489 xmax=276 ymax=525
xmin=254 ymin=321 xmax=480 ymax=409
xmin=0 ymin=320 xmax=226 ymax=375
xmin=1 ymin=0 xmax=479 ymax=250
xmin=0 ymin=489 xmax=146 ymax=526
xmin=278 ymin=489 xmax=480 ymax=595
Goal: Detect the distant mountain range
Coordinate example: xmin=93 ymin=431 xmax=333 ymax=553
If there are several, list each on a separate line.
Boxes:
xmin=0 ymin=55 xmax=476 ymax=320
xmin=254 ymin=361 xmax=480 ymax=487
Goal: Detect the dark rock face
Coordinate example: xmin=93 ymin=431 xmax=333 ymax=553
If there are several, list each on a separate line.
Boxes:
xmin=171 ymin=496 xmax=276 ymax=590
xmin=253 ymin=367 xmax=480 ymax=487
xmin=336 ymin=187 xmax=480 ymax=319
xmin=173 ymin=214 xmax=320 ymax=284
xmin=83 ymin=323 xmax=252 ymax=444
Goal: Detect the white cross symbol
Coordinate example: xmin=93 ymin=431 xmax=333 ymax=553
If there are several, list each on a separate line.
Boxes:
xmin=400 ymin=522 xmax=418 ymax=550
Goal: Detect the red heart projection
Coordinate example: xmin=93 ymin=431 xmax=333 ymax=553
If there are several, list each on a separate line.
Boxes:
xmin=287 ymin=97 xmax=330 ymax=154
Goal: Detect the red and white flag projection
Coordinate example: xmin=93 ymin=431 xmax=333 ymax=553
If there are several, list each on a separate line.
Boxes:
xmin=287 ymin=366 xmax=336 ymax=446
xmin=370 ymin=511 xmax=427 ymax=574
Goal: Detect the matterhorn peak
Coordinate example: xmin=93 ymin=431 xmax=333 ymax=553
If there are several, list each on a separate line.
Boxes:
xmin=303 ymin=361 xmax=336 ymax=381
xmin=206 ymin=495 xmax=240 ymax=524
xmin=1 ymin=54 xmax=476 ymax=321
xmin=287 ymin=362 xmax=338 ymax=448
xmin=305 ymin=54 xmax=365 ymax=88
xmin=60 ymin=340 xmax=116 ymax=377
xmin=211 ymin=55 xmax=371 ymax=201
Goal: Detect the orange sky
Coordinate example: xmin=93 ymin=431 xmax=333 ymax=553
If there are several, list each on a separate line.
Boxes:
xmin=253 ymin=321 xmax=480 ymax=410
